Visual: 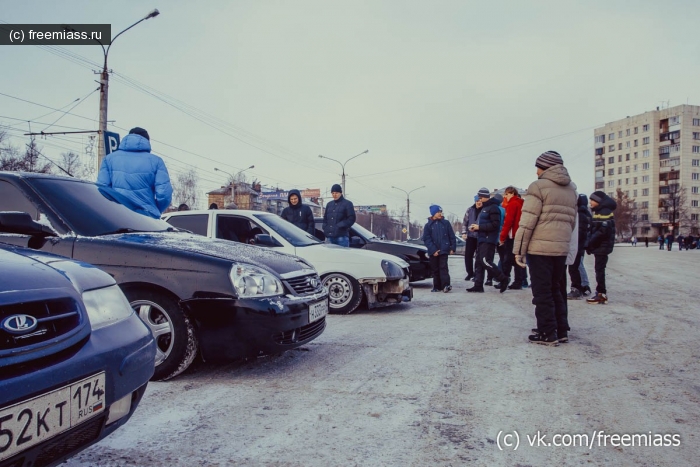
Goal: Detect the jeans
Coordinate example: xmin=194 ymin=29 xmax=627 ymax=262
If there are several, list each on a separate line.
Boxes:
xmin=578 ymin=255 xmax=589 ymax=288
xmin=594 ymin=254 xmax=609 ymax=294
xmin=527 ymin=254 xmax=569 ymax=337
xmin=327 ymin=236 xmax=349 ymax=247
xmin=464 ymin=237 xmax=478 ymax=277
xmin=430 ymin=254 xmax=450 ymax=290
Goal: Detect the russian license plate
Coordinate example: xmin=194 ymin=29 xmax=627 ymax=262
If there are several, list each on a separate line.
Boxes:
xmin=308 ymin=299 xmax=328 ymax=323
xmin=0 ymin=372 xmax=106 ymax=462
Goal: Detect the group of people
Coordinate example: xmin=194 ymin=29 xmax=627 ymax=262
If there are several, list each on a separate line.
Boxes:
xmin=656 ymin=233 xmax=697 ymax=251
xmin=421 ymin=150 xmax=618 ymax=346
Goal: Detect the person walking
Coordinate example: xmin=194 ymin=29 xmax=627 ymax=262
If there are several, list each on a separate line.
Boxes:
xmin=645 ymin=236 xmax=649 ymax=247
xmin=513 ymin=151 xmax=577 ymax=346
xmin=585 ymin=191 xmax=617 ymax=304
xmin=498 ymin=186 xmax=525 ymax=290
xmin=467 ymin=188 xmax=509 ymax=293
xmin=567 ymin=194 xmax=592 ymax=299
xmin=97 ymin=127 xmax=173 ymax=218
xmin=631 ymin=235 xmax=637 ymax=246
xmin=658 ymin=234 xmax=664 ymax=250
xmin=677 ymin=234 xmax=684 ymax=251
xmin=322 ymin=184 xmax=356 ymax=247
xmin=461 ymin=196 xmax=482 ymax=281
xmin=281 ymin=189 xmax=315 ymax=235
xmin=665 ymin=233 xmax=674 ymax=251
xmin=422 ymin=205 xmax=456 ymax=293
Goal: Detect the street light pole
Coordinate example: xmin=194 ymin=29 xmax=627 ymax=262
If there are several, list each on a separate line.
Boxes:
xmin=318 ymin=149 xmax=369 ymax=196
xmin=392 ymin=185 xmax=425 ymax=240
xmin=88 ymin=9 xmax=159 ymax=171
xmin=215 ymin=165 xmax=254 ymax=208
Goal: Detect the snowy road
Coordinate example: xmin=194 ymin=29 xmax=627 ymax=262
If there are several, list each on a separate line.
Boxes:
xmin=67 ymin=246 xmax=698 ymax=466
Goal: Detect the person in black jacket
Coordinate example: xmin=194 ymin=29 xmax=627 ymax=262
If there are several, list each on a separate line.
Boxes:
xmin=467 ymin=188 xmax=509 ymax=293
xmin=422 ymin=205 xmax=456 ymax=292
xmin=281 ymin=189 xmax=315 ymax=235
xmin=567 ymin=194 xmax=592 ymax=299
xmin=322 ymin=184 xmax=356 ymax=247
xmin=461 ymin=196 xmax=482 ymax=281
xmin=586 ymin=191 xmax=617 ymax=304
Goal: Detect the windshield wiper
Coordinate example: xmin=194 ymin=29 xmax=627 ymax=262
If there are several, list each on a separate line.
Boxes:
xmin=97 ymin=228 xmax=145 ymax=236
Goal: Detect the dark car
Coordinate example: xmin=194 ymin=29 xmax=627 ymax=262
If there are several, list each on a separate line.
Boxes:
xmin=313 ymin=218 xmax=432 ymax=281
xmin=0 ymin=243 xmax=155 ymax=467
xmin=0 ymin=172 xmax=328 ymax=381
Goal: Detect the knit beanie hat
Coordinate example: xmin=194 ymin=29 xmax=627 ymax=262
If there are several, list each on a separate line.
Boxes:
xmin=429 ymin=205 xmax=442 ymax=216
xmin=590 ymin=191 xmax=606 ymax=204
xmin=535 ymin=150 xmax=563 ymax=170
xmin=473 ymin=195 xmax=479 ymax=202
xmin=477 ymin=187 xmax=490 ymax=198
xmin=331 ymin=184 xmax=342 ymax=193
xmin=493 ymin=193 xmax=503 ymax=203
xmin=129 ymin=127 xmax=150 ymax=141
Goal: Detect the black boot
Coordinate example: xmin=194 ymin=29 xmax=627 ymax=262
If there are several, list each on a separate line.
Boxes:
xmin=466 ymin=285 xmax=484 ymax=293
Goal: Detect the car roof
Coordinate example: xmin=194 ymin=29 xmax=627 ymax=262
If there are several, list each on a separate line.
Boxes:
xmin=165 ymin=209 xmax=275 ymax=217
xmin=0 ymin=171 xmax=90 ymax=182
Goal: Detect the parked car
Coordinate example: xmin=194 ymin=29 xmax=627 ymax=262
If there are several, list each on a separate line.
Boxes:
xmin=0 ymin=242 xmax=155 ymax=467
xmin=162 ymin=210 xmax=413 ymax=315
xmin=0 ymin=172 xmax=328 ymax=380
xmin=311 ymin=218 xmax=432 ymax=282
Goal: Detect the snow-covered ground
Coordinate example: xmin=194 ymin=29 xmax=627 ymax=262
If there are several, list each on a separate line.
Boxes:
xmin=66 ymin=246 xmax=698 ymax=466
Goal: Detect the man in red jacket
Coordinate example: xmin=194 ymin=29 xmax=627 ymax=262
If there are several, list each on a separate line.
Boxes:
xmin=499 ymin=186 xmax=526 ymax=290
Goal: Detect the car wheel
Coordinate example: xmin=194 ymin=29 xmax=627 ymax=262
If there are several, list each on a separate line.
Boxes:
xmin=125 ymin=289 xmax=198 ymax=381
xmin=321 ymin=273 xmax=363 ymax=314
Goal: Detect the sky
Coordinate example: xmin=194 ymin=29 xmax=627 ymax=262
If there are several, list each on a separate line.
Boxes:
xmin=1 ymin=0 xmax=699 ymax=223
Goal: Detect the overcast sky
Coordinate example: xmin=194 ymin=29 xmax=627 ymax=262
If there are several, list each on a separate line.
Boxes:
xmin=2 ymin=0 xmax=699 ymax=221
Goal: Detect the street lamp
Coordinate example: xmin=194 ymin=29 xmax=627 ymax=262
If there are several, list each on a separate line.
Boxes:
xmin=392 ymin=185 xmax=425 ymax=240
xmin=318 ymin=149 xmax=369 ymax=196
xmin=215 ymin=165 xmax=254 ymax=208
xmin=75 ymin=9 xmax=160 ymax=171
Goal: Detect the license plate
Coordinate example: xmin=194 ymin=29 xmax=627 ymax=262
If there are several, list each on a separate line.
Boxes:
xmin=308 ymin=299 xmax=328 ymax=323
xmin=0 ymin=372 xmax=106 ymax=462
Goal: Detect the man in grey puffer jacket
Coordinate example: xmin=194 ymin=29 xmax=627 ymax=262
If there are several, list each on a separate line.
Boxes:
xmin=513 ymin=151 xmax=577 ymax=346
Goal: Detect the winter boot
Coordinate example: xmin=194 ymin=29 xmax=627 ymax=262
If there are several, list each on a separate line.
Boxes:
xmin=484 ymin=279 xmax=493 ymax=287
xmin=531 ymin=328 xmax=568 ymax=343
xmin=581 ymin=285 xmax=592 ymax=297
xmin=567 ymin=288 xmax=582 ymax=300
xmin=443 ymin=285 xmax=452 ymax=293
xmin=528 ymin=330 xmax=559 ymax=346
xmin=466 ymin=285 xmax=484 ymax=293
xmin=586 ymin=293 xmax=608 ymax=304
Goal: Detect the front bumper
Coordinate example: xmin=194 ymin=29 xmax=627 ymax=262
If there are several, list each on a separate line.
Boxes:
xmin=362 ymin=276 xmax=413 ymax=309
xmin=181 ymin=290 xmax=329 ymax=361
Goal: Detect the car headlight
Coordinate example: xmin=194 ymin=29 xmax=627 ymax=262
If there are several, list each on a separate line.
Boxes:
xmin=82 ymin=285 xmax=135 ymax=330
xmin=381 ymin=260 xmax=405 ymax=280
xmin=229 ymin=263 xmax=284 ymax=298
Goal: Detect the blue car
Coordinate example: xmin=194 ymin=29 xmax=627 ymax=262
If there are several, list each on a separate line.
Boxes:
xmin=0 ymin=240 xmax=156 ymax=467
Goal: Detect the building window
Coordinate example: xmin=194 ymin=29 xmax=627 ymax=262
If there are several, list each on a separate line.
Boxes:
xmin=693 ymin=173 xmax=700 ymax=181
xmin=643 ymin=149 xmax=650 ymax=157
xmin=634 ymin=152 xmax=638 ymax=159
xmin=634 ymin=177 xmax=638 ymax=185
xmin=693 ymin=159 xmax=700 ymax=166
xmin=692 ymin=187 xmax=699 ymax=194
xmin=692 ymin=214 xmax=700 ymax=221
xmin=641 ymin=201 xmax=649 ymax=208
xmin=693 ymin=146 xmax=700 ymax=153
xmin=608 ymin=156 xmax=615 ymax=164
xmin=617 ymin=179 xmax=622 ymax=186
xmin=634 ymin=164 xmax=638 ymax=172
xmin=642 ymin=163 xmax=650 ymax=170
xmin=642 ymin=188 xmax=649 ymax=196
xmin=626 ymin=129 xmax=631 ymax=136
xmin=595 ymin=181 xmax=604 ymax=189
xmin=642 ymin=215 xmax=649 ymax=222
xmin=608 ymin=192 xmax=614 ymax=197
xmin=694 ymin=132 xmax=700 ymax=140
xmin=618 ymin=143 xmax=623 ymax=150
xmin=626 ymin=142 xmax=630 ymax=148
xmin=634 ymin=139 xmax=638 ymax=147
xmin=634 ymin=127 xmax=639 ymax=134
xmin=643 ymin=137 xmax=650 ymax=144
xmin=693 ymin=118 xmax=700 ymax=126
xmin=625 ymin=166 xmax=630 ymax=173
xmin=625 ymin=153 xmax=630 ymax=161
xmin=625 ymin=178 xmax=629 ymax=185
xmin=642 ymin=175 xmax=650 ymax=183
xmin=693 ymin=200 xmax=699 ymax=207
xmin=608 ymin=180 xmax=615 ymax=187
xmin=609 ymin=145 xmax=615 ymax=152
xmin=669 ymin=116 xmax=681 ymax=125
xmin=609 ymin=133 xmax=615 ymax=140
xmin=618 ymin=155 xmax=622 ymax=162
xmin=618 ymin=167 xmax=622 ymax=174
xmin=608 ymin=168 xmax=614 ymax=176
xmin=643 ymin=124 xmax=650 ymax=131
xmin=595 ymin=135 xmax=606 ymax=144
xmin=633 ymin=189 xmax=638 ymax=197
xmin=618 ymin=131 xmax=623 ymax=138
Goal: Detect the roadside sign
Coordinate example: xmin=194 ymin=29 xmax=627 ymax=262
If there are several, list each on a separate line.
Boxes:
xmin=402 ymin=228 xmax=407 ymax=234
xmin=104 ymin=131 xmax=120 ymax=155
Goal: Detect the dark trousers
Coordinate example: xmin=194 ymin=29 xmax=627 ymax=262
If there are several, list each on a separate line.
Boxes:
xmin=659 ymin=241 xmax=664 ymax=250
xmin=594 ymin=254 xmax=609 ymax=294
xmin=527 ymin=254 xmax=569 ymax=337
xmin=567 ymin=251 xmax=584 ymax=291
xmin=474 ymin=243 xmax=506 ymax=286
xmin=498 ymin=239 xmax=524 ymax=286
xmin=430 ymin=254 xmax=450 ymax=290
xmin=464 ymin=237 xmax=478 ymax=277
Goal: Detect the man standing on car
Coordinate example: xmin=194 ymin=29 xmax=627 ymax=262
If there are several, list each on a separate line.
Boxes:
xmin=423 ymin=205 xmax=456 ymax=292
xmin=281 ymin=189 xmax=315 ymax=235
xmin=97 ymin=127 xmax=172 ymax=218
xmin=323 ymin=184 xmax=356 ymax=247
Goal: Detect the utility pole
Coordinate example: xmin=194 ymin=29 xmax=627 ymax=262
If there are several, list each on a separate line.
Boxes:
xmin=392 ymin=185 xmax=425 ymax=240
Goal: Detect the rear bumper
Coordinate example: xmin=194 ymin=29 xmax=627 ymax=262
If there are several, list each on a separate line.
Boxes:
xmin=182 ymin=291 xmax=329 ymax=361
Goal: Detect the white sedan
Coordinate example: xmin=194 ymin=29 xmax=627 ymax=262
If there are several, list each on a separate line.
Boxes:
xmin=163 ymin=210 xmax=413 ymax=314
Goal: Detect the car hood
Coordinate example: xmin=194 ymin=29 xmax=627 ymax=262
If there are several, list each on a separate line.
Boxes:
xmin=0 ymin=247 xmax=77 ymax=295
xmin=372 ymin=238 xmax=428 ymax=251
xmin=304 ymin=243 xmax=409 ymax=268
xmin=99 ymin=232 xmax=313 ymax=276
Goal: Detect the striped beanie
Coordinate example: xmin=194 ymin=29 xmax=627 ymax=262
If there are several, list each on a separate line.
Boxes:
xmin=535 ymin=150 xmax=563 ymax=170
xmin=477 ymin=187 xmax=490 ymax=198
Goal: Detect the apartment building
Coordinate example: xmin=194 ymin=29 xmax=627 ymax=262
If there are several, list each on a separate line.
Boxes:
xmin=594 ymin=104 xmax=700 ymax=237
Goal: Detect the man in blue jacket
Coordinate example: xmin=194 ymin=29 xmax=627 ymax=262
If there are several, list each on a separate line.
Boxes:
xmin=467 ymin=188 xmax=509 ymax=293
xmin=97 ymin=127 xmax=173 ymax=218
xmin=322 ymin=184 xmax=356 ymax=247
xmin=422 ymin=205 xmax=456 ymax=293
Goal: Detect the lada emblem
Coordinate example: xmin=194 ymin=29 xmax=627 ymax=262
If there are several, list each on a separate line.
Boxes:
xmin=1 ymin=314 xmax=39 ymax=334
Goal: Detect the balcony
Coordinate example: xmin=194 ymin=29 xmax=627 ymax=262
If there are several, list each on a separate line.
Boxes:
xmin=659 ymin=130 xmax=680 ymax=143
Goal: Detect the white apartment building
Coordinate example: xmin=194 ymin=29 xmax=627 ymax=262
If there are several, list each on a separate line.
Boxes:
xmin=594 ymin=104 xmax=700 ymax=237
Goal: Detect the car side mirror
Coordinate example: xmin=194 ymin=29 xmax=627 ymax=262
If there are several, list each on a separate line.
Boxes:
xmin=253 ymin=234 xmax=283 ymax=247
xmin=0 ymin=212 xmax=57 ymax=237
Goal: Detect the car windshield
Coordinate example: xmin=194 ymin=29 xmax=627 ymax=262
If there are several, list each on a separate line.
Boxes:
xmin=352 ymin=223 xmax=378 ymax=240
xmin=253 ymin=213 xmax=322 ymax=247
xmin=29 ymin=178 xmax=174 ymax=236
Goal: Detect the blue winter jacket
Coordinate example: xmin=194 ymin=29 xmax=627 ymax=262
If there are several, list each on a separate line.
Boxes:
xmin=97 ymin=134 xmax=173 ymax=218
xmin=422 ymin=218 xmax=456 ymax=255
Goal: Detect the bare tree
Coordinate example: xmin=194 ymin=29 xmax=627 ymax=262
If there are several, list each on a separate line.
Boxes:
xmin=0 ymin=133 xmax=52 ymax=173
xmin=172 ymin=169 xmax=200 ymax=210
xmin=661 ymin=183 xmax=690 ymax=234
xmin=614 ymin=188 xmax=635 ymax=239
xmin=56 ymin=151 xmax=93 ymax=179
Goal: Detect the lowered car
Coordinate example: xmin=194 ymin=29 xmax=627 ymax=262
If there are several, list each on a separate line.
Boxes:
xmin=0 ymin=242 xmax=155 ymax=467
xmin=163 ymin=210 xmax=413 ymax=315
xmin=312 ymin=218 xmax=432 ymax=281
xmin=0 ymin=172 xmax=328 ymax=381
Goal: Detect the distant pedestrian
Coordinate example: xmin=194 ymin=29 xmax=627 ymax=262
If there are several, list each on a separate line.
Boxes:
xmin=567 ymin=194 xmax=592 ymax=299
xmin=467 ymin=188 xmax=509 ymax=293
xmin=422 ymin=205 xmax=456 ymax=293
xmin=658 ymin=234 xmax=664 ymax=250
xmin=461 ymin=195 xmax=482 ymax=281
xmin=281 ymin=189 xmax=315 ymax=235
xmin=177 ymin=203 xmax=190 ymax=211
xmin=631 ymin=235 xmax=637 ymax=246
xmin=586 ymin=191 xmax=617 ymax=305
xmin=498 ymin=186 xmax=525 ymax=290
xmin=513 ymin=151 xmax=577 ymax=346
xmin=677 ymin=235 xmax=684 ymax=251
xmin=685 ymin=235 xmax=694 ymax=251
xmin=97 ymin=127 xmax=173 ymax=218
xmin=323 ymin=184 xmax=356 ymax=247
xmin=666 ymin=233 xmax=674 ymax=251
xmin=645 ymin=237 xmax=649 ymax=248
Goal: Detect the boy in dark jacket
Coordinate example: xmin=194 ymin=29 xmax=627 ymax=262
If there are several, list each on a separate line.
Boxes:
xmin=423 ymin=205 xmax=456 ymax=293
xmin=281 ymin=189 xmax=315 ymax=235
xmin=467 ymin=188 xmax=509 ymax=293
xmin=567 ymin=194 xmax=592 ymax=299
xmin=586 ymin=191 xmax=617 ymax=304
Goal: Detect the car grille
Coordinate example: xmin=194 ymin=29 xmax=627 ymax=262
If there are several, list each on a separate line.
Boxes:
xmin=284 ymin=274 xmax=324 ymax=296
xmin=0 ymin=297 xmax=81 ymax=351
xmin=273 ymin=317 xmax=326 ymax=345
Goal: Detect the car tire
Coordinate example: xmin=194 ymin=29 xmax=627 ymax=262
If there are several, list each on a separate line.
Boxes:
xmin=321 ymin=273 xmax=363 ymax=315
xmin=125 ymin=289 xmax=198 ymax=381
